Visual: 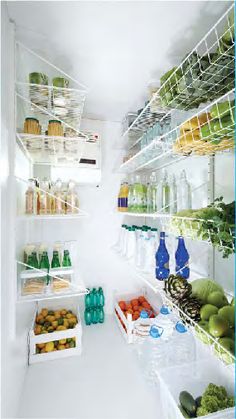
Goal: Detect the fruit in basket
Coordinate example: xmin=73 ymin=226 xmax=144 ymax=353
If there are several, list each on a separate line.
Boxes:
xmin=195 ymin=320 xmax=214 ymax=345
xmin=214 ymin=337 xmax=235 ymax=364
xmin=41 ymin=308 xmax=48 ymax=317
xmin=179 ymin=297 xmax=201 ymax=323
xmin=218 ymin=306 xmax=235 ymax=327
xmin=138 ymin=296 xmax=146 ymax=304
xmin=45 ymin=341 xmax=54 ymax=352
xmin=179 ymin=391 xmax=197 ymax=417
xmin=118 ymin=301 xmax=126 ymax=311
xmin=164 ymin=275 xmax=192 ymax=301
xmin=200 ymin=304 xmax=218 ymax=321
xmin=131 ymin=299 xmax=139 ymax=307
xmin=209 ymin=314 xmax=229 ymax=337
xmin=207 ymin=291 xmax=229 ymax=308
xmin=191 ymin=278 xmax=224 ymax=304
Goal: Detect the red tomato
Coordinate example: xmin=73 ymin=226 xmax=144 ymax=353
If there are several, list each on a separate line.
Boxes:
xmin=118 ymin=301 xmax=127 ymax=311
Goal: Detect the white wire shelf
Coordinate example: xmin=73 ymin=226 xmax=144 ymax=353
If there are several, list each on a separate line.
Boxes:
xmin=18 ymin=214 xmax=88 ymax=220
xmin=122 ymin=4 xmax=234 ymax=140
xmin=161 ymin=289 xmax=235 ymax=367
xmin=120 ymin=89 xmax=235 ymax=173
xmin=17 ymin=260 xmax=88 ymax=302
xmin=16 ymin=82 xmax=86 ymax=132
xmin=16 ymin=132 xmax=87 ymax=166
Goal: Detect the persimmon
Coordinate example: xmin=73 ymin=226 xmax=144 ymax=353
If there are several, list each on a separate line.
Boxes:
xmin=132 ymin=305 xmax=140 ymax=312
xmin=132 ymin=313 xmax=140 ymax=321
xmin=118 ymin=301 xmax=127 ymax=311
xmin=142 ymin=302 xmax=151 ymax=309
xmin=138 ymin=296 xmax=147 ymax=304
xmin=131 ymin=299 xmax=139 ymax=307
xmin=126 ymin=304 xmax=132 ymax=310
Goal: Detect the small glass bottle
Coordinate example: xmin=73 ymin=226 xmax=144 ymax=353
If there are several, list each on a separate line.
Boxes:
xmin=25 ymin=179 xmax=36 ymax=215
xmin=177 ymin=170 xmax=192 ymax=212
xmin=161 ymin=170 xmax=170 ymax=213
xmin=169 ymin=174 xmax=177 ymax=214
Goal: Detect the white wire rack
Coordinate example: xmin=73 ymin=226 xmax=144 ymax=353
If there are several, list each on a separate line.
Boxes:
xmin=161 ymin=289 xmax=235 ymax=367
xmin=120 ymin=89 xmax=235 ymax=173
xmin=16 ymin=82 xmax=87 ymax=132
xmin=122 ymin=4 xmax=234 ymax=142
xmin=16 ymin=132 xmax=87 ymax=166
xmin=16 ymin=176 xmax=88 ymax=218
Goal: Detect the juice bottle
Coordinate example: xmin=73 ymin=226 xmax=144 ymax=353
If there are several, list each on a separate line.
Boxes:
xmin=117 ymin=183 xmax=123 ymax=212
xmin=54 ymin=179 xmax=64 ymax=215
xmin=66 ymin=180 xmax=78 ymax=214
xmin=45 ymin=179 xmax=51 ymax=215
xmin=132 ymin=175 xmax=143 ymax=213
xmin=25 ymin=179 xmax=36 ymax=215
xmin=128 ymin=175 xmax=134 ymax=212
xmin=121 ymin=182 xmax=129 ymax=212
xmin=39 ymin=180 xmax=47 ymax=215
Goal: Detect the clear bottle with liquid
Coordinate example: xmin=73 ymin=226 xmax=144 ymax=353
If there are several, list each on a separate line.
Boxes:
xmin=132 ymin=175 xmax=144 ymax=213
xmin=147 ymin=172 xmax=157 ymax=213
xmin=25 ymin=179 xmax=36 ymax=215
xmin=39 ymin=180 xmax=47 ymax=215
xmin=161 ymin=170 xmax=170 ymax=213
xmin=66 ymin=180 xmax=78 ymax=214
xmin=128 ymin=175 xmax=134 ymax=212
xmin=54 ymin=179 xmax=64 ymax=215
xmin=177 ymin=170 xmax=192 ymax=212
xmin=169 ymin=174 xmax=177 ymax=214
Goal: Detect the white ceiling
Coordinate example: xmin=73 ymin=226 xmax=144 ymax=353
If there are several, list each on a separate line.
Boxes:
xmin=7 ymin=1 xmax=231 ymax=121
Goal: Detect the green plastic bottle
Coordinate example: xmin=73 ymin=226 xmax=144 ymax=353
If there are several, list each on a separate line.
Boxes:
xmin=85 ymin=289 xmax=91 ymax=308
xmin=90 ymin=288 xmax=98 ymax=307
xmin=91 ymin=307 xmax=99 ymax=324
xmin=98 ymin=307 xmax=105 ymax=323
xmin=98 ymin=287 xmax=105 ymax=307
xmin=84 ymin=308 xmax=92 ymax=325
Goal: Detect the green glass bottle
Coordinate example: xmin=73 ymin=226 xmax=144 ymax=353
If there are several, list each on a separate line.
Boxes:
xmin=26 ymin=254 xmax=34 ymax=269
xmin=31 ymin=252 xmax=39 ymax=269
xmin=39 ymin=251 xmax=50 ymax=285
xmin=90 ymin=288 xmax=98 ymax=307
xmin=62 ymin=250 xmax=72 ymax=267
xmin=51 ymin=250 xmax=61 ymax=268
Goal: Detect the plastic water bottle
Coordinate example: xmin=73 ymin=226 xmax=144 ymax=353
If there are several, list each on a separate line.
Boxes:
xmin=84 ymin=308 xmax=92 ymax=325
xmin=170 ymin=321 xmax=196 ymax=366
xmin=155 ymin=232 xmax=170 ymax=280
xmin=133 ymin=310 xmax=151 ymax=343
xmin=97 ymin=287 xmax=105 ymax=307
xmin=146 ymin=172 xmax=157 ymax=213
xmin=85 ymin=289 xmax=91 ymax=308
xmin=90 ymin=288 xmax=98 ymax=307
xmin=175 ymin=236 xmax=190 ymax=279
xmin=126 ymin=226 xmax=136 ymax=262
xmin=154 ymin=305 xmax=175 ymax=340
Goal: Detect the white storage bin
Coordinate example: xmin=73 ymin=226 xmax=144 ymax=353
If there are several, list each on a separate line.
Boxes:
xmin=29 ymin=299 xmax=82 ymax=364
xmin=114 ymin=287 xmax=162 ymax=344
xmin=158 ymin=359 xmax=235 ymax=419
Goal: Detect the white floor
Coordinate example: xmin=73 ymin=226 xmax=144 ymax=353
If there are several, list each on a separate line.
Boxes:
xmin=18 ymin=315 xmax=162 ymax=419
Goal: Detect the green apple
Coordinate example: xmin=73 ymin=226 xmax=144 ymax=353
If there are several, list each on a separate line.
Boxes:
xmin=207 ymin=291 xmax=229 ymax=308
xmin=214 ymin=337 xmax=235 ymax=364
xmin=200 ymin=304 xmax=218 ymax=321
xmin=209 ymin=314 xmax=229 ymax=337
xmin=225 ymin=327 xmax=235 ymax=339
xmin=218 ymin=305 xmax=235 ymax=328
xmin=231 ymin=297 xmax=235 ymax=306
xmin=195 ymin=320 xmax=213 ymax=345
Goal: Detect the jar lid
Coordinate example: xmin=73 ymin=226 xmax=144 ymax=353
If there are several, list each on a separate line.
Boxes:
xmin=25 ymin=117 xmax=39 ymax=122
xmin=49 ymin=119 xmax=61 ymax=124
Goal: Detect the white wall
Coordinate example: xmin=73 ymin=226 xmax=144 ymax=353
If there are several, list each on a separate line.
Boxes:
xmin=1 ymin=4 xmax=35 ymax=418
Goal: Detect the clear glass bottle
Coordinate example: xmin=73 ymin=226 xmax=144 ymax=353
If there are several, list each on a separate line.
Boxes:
xmin=54 ymin=179 xmax=64 ymax=215
xmin=147 ymin=172 xmax=157 ymax=213
xmin=177 ymin=170 xmax=192 ymax=212
xmin=66 ymin=180 xmax=78 ymax=214
xmin=161 ymin=170 xmax=170 ymax=213
xmin=25 ymin=179 xmax=36 ymax=215
xmin=39 ymin=180 xmax=47 ymax=215
xmin=169 ymin=174 xmax=177 ymax=214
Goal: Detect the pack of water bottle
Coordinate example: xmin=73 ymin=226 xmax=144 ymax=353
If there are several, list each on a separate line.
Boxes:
xmin=84 ymin=287 xmax=105 ymax=325
xmin=134 ymin=305 xmax=196 ymax=386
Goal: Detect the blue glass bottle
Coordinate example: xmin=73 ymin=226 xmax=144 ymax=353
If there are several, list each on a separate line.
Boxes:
xmin=155 ymin=232 xmax=170 ymax=280
xmin=175 ymin=236 xmax=190 ymax=279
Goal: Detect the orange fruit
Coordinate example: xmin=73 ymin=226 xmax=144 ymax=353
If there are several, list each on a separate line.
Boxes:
xmin=118 ymin=301 xmax=127 ymax=311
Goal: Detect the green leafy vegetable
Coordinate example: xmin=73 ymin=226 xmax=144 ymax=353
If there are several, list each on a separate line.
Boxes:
xmin=196 ymin=383 xmax=235 ymax=416
xmin=171 ymin=197 xmax=235 ymax=258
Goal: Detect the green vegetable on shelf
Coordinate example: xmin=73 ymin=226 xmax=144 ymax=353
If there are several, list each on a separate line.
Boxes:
xmin=196 ymin=383 xmax=235 ymax=416
xmin=210 ymin=100 xmax=234 ymax=119
xmin=29 ymin=72 xmax=48 ymax=85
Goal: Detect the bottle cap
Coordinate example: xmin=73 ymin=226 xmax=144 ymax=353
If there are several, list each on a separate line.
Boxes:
xmin=160 ymin=231 xmax=165 ymax=238
xmin=140 ymin=310 xmax=149 ymax=319
xmin=160 ymin=305 xmax=170 ymax=315
xmin=175 ymin=321 xmax=187 ymax=333
xmin=150 ymin=325 xmax=163 ymax=338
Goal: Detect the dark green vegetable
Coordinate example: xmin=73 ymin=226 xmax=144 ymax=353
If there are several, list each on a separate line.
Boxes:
xmin=195 ymin=396 xmax=202 ymax=408
xmin=178 ymin=405 xmax=191 ymax=418
xmin=196 ymin=383 xmax=235 ymax=416
xmin=179 ymin=391 xmax=197 ymax=416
